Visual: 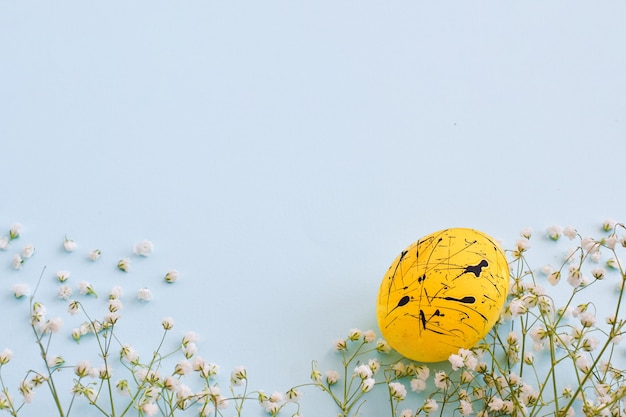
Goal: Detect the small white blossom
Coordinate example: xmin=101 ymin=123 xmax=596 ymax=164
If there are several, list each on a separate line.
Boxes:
xmin=488 ymin=397 xmax=504 ymax=411
xmin=0 ymin=236 xmax=9 ymax=249
xmin=58 ymin=285 xmax=73 ymax=300
xmin=563 ymin=225 xmax=577 ymax=240
xmin=42 ymin=317 xmax=63 ymax=333
xmin=579 ymin=311 xmax=596 ymax=327
xmin=88 ymin=249 xmax=102 ymax=261
xmin=423 ymin=398 xmax=439 ymax=414
xmin=174 ymin=360 xmax=192 ymax=376
xmin=12 ymin=283 xmax=30 ymax=298
xmin=165 ymin=269 xmax=179 ymax=283
xmin=546 ymin=225 xmax=563 ymax=241
xmin=67 ymin=301 xmax=80 ymax=315
xmin=56 ymin=270 xmax=70 ymax=282
xmin=516 ymin=238 xmax=531 ymax=252
xmin=325 ymin=370 xmax=339 ymax=385
xmin=162 ymin=317 xmax=175 ymax=330
xmin=21 ymin=244 xmax=35 ymax=258
xmin=363 ymin=330 xmax=376 ymax=343
xmin=540 ymin=264 xmax=554 ymax=275
xmin=354 ymin=364 xmax=373 ymax=379
xmin=109 ymin=286 xmax=123 ymax=300
xmin=400 ymin=409 xmax=414 ymax=417
xmin=575 ymin=353 xmax=591 ymax=372
xmin=63 ymin=237 xmax=77 ymax=252
xmin=183 ymin=342 xmax=197 ymax=358
xmin=591 ymin=267 xmax=606 ymax=280
xmin=0 ymin=348 xmax=13 ymax=365
xmin=459 ymin=399 xmax=473 ymax=416
xmin=361 ymin=377 xmax=375 ymax=392
xmin=410 ymin=378 xmax=426 ymax=392
xmin=348 ymin=328 xmax=362 ymax=341
xmin=9 ymin=223 xmax=22 ymax=240
xmin=182 ymin=331 xmax=199 ymax=346
xmin=602 ymin=218 xmax=617 ymax=231
xmin=547 ymin=271 xmax=561 ymax=286
xmin=133 ymin=240 xmax=154 ymax=256
xmin=141 ymin=402 xmax=158 ymax=417
xmin=137 ymin=288 xmax=152 ymax=301
xmin=231 ymin=366 xmax=247 ymax=385
xmin=12 ymin=254 xmax=23 ymax=269
xmin=78 ymin=281 xmax=97 ymax=297
xmin=334 ymin=339 xmax=347 ymax=351
xmin=117 ymin=258 xmax=130 ymax=272
xmin=434 ymin=371 xmax=450 ymax=390
xmin=520 ymin=227 xmax=533 ymax=239
xmin=388 ymin=382 xmax=407 ymax=400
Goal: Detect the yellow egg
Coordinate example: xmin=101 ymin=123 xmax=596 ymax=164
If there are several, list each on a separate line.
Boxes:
xmin=376 ymin=228 xmax=509 ymax=362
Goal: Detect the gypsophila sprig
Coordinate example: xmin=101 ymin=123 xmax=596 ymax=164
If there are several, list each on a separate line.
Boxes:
xmin=3 ymin=220 xmax=626 ymax=417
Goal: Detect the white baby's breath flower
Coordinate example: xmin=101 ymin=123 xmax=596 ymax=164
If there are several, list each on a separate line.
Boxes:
xmin=563 ymin=225 xmax=577 ymax=240
xmin=141 ymin=402 xmax=158 ymax=417
xmin=353 ymin=364 xmax=372 ymax=379
xmin=165 ymin=269 xmax=179 ymax=283
xmin=361 ymin=377 xmax=375 ymax=392
xmin=117 ymin=258 xmax=130 ymax=272
xmin=0 ymin=348 xmax=13 ymax=365
xmin=120 ymin=345 xmax=139 ymax=363
xmin=137 ymin=288 xmax=152 ymax=301
xmin=56 ymin=270 xmax=70 ymax=282
xmin=21 ymin=244 xmax=35 ymax=258
xmin=520 ymin=227 xmax=532 ymax=239
xmin=88 ymin=249 xmax=101 ymax=261
xmin=109 ymin=286 xmax=123 ymax=300
xmin=230 ymin=366 xmax=247 ymax=385
xmin=182 ymin=331 xmax=199 ymax=346
xmin=590 ymin=267 xmax=606 ymax=280
xmin=12 ymin=283 xmax=29 ymax=298
xmin=325 ymin=370 xmax=339 ymax=385
xmin=183 ymin=342 xmax=197 ymax=359
xmin=602 ymin=218 xmax=617 ymax=231
xmin=488 ymin=397 xmax=504 ymax=411
xmin=410 ymin=378 xmax=426 ymax=392
xmin=546 ymin=225 xmax=563 ymax=241
xmin=0 ymin=236 xmax=9 ymax=250
xmin=108 ymin=298 xmax=123 ymax=312
xmin=423 ymin=398 xmax=439 ymax=414
xmin=12 ymin=254 xmax=23 ymax=270
xmin=388 ymin=382 xmax=407 ymax=400
xmin=540 ymin=264 xmax=554 ymax=275
xmin=376 ymin=339 xmax=391 ymax=353
xmin=133 ymin=240 xmax=154 ymax=256
xmin=516 ymin=238 xmax=531 ymax=252
xmin=459 ymin=399 xmax=473 ymax=416
xmin=575 ymin=353 xmax=591 ymax=372
xmin=162 ymin=317 xmax=175 ymax=330
xmin=67 ymin=301 xmax=80 ymax=316
xmin=434 ymin=371 xmax=450 ymax=390
xmin=547 ymin=271 xmax=561 ymax=286
xmin=63 ymin=237 xmax=77 ymax=252
xmin=42 ymin=317 xmax=63 ymax=333
xmin=9 ymin=223 xmax=22 ymax=240
xmin=334 ymin=339 xmax=347 ymax=351
xmin=78 ymin=281 xmax=97 ymax=297
xmin=363 ymin=329 xmax=376 ymax=343
xmin=174 ymin=360 xmax=192 ymax=376
xmin=58 ymin=285 xmax=73 ymax=300
xmin=348 ymin=328 xmax=362 ymax=341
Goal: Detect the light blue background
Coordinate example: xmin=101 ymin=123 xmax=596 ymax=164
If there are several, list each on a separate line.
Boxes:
xmin=1 ymin=2 xmax=625 ymax=416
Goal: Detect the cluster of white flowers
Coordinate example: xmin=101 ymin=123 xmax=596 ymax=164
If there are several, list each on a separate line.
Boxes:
xmin=2 ymin=219 xmax=626 ymax=417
